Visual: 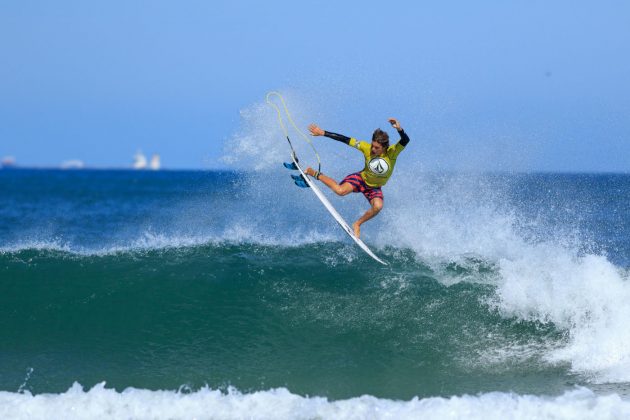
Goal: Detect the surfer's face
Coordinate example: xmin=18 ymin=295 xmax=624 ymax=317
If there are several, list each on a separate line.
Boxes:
xmin=371 ymin=141 xmax=385 ymax=156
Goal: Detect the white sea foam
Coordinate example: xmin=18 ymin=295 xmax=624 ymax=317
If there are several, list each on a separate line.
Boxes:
xmin=495 ymin=248 xmax=630 ymax=383
xmin=0 ymin=384 xmax=628 ymax=420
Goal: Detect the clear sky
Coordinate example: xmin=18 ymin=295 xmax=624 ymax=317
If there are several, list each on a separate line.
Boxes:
xmin=1 ymin=0 xmax=629 ymax=171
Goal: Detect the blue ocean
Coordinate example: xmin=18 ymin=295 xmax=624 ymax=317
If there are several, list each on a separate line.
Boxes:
xmin=2 ymin=163 xmax=630 ymax=418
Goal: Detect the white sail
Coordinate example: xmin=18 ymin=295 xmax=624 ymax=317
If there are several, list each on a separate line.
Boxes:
xmin=133 ymin=151 xmax=147 ymax=169
xmin=150 ymin=154 xmax=161 ymax=170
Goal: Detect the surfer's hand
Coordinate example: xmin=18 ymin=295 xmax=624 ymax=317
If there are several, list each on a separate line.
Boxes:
xmin=388 ymin=118 xmax=401 ymax=131
xmin=309 ymin=124 xmax=325 ymax=136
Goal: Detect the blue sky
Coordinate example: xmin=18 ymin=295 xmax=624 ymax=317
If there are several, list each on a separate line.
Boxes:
xmin=1 ymin=1 xmax=629 ymax=170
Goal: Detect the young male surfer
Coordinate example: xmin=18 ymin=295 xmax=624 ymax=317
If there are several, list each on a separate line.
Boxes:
xmin=304 ymin=118 xmax=410 ymax=238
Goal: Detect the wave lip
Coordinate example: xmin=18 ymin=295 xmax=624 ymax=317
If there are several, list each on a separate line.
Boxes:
xmin=0 ymin=228 xmax=343 ymax=257
xmin=1 ymin=384 xmax=629 ymax=420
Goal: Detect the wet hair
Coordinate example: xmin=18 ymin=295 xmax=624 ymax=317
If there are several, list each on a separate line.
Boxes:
xmin=372 ymin=129 xmax=389 ymax=148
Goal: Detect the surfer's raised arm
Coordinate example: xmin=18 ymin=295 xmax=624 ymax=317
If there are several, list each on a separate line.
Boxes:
xmin=388 ymin=118 xmax=410 ymax=147
xmin=308 ymin=124 xmax=351 ymax=145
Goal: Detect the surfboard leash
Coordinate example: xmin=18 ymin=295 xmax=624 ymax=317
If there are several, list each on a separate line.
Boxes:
xmin=266 ymin=91 xmax=321 ymax=174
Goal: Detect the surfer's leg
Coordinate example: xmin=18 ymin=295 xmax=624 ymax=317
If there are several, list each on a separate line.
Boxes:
xmin=352 ymin=198 xmax=383 ymax=238
xmin=305 ymin=167 xmax=354 ymax=196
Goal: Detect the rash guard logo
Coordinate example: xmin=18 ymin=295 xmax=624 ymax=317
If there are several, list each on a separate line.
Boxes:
xmin=368 ymin=158 xmax=389 ymax=175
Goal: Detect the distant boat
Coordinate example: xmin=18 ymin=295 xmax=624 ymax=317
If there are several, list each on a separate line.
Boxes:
xmin=61 ymin=160 xmax=85 ymax=170
xmin=150 ymin=154 xmax=161 ymax=170
xmin=1 ymin=156 xmax=16 ymax=168
xmin=133 ymin=151 xmax=147 ymax=169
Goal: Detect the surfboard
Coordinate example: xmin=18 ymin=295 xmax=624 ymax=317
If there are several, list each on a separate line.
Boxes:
xmin=289 ymin=153 xmax=388 ymax=265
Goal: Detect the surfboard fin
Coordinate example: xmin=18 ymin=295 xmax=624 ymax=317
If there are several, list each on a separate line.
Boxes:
xmin=293 ymin=179 xmax=310 ymax=188
xmin=283 ymin=162 xmax=298 ymax=170
xmin=291 ymin=174 xmax=306 ymax=182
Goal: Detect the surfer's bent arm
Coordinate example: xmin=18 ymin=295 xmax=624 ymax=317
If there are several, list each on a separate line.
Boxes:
xmin=398 ymin=129 xmax=410 ymax=147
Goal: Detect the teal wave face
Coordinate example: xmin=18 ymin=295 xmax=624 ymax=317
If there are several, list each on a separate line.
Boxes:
xmin=0 ymin=245 xmax=569 ymax=399
xmin=4 ymin=171 xmax=630 ymax=399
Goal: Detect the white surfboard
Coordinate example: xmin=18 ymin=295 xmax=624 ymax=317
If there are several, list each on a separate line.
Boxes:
xmin=291 ymin=154 xmax=388 ymax=265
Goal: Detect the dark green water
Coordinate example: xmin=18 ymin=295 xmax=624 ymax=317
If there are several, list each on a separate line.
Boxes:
xmin=1 ymin=245 xmax=570 ymax=399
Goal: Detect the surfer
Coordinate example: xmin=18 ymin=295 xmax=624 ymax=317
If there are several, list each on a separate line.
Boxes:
xmin=304 ymin=119 xmax=410 ymax=238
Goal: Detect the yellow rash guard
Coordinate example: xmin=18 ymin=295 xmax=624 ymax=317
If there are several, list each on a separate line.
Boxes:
xmin=347 ymin=139 xmax=406 ymax=187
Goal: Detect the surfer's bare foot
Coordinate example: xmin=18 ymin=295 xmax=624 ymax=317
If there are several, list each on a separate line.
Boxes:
xmin=352 ymin=221 xmax=361 ymax=238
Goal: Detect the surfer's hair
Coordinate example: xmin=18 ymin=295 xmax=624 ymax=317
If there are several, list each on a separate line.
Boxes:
xmin=372 ymin=129 xmax=389 ymax=147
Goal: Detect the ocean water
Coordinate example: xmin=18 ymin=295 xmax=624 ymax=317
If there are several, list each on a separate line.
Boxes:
xmin=2 ymin=168 xmax=630 ymax=419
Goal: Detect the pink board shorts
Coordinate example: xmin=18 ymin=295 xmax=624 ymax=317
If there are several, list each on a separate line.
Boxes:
xmin=341 ymin=172 xmax=384 ymax=202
